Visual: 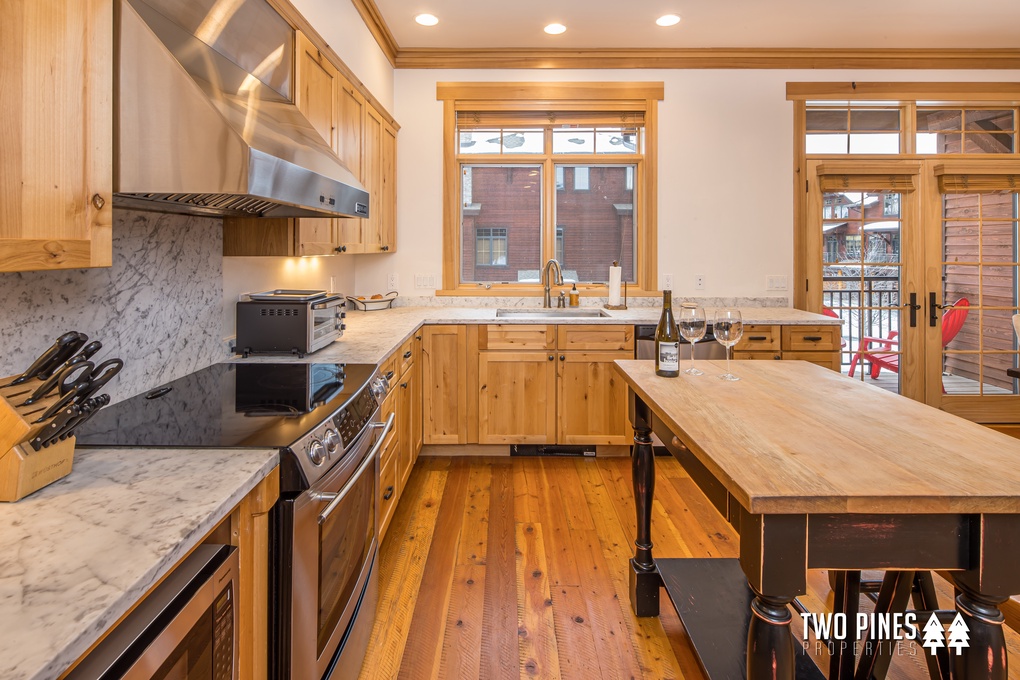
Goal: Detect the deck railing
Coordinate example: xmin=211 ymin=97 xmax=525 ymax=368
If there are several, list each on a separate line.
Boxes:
xmin=822 ymin=274 xmax=900 ymax=367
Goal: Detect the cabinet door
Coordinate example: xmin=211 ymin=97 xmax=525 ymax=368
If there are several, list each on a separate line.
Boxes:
xmin=295 ymin=218 xmax=338 ymax=256
xmin=422 ymin=326 xmax=469 ymax=444
xmin=362 ymin=105 xmax=384 ymax=251
xmin=397 ymin=367 xmax=417 ymax=488
xmin=478 ymin=352 xmax=557 ymax=444
xmin=556 ymin=351 xmax=631 ymax=445
xmin=380 ymin=121 xmax=397 ymax=252
xmin=336 ymin=76 xmax=364 ymax=182
xmin=294 ymin=31 xmax=337 ymax=149
xmin=411 ymin=334 xmax=423 ymax=460
xmin=1 ymin=0 xmax=113 ymax=272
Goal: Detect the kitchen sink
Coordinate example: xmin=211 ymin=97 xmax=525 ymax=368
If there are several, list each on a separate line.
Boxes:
xmin=495 ymin=308 xmax=610 ymax=318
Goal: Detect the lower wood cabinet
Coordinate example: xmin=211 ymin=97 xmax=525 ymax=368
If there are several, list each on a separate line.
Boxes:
xmin=476 ymin=324 xmax=633 ymax=446
xmin=422 ymin=325 xmax=474 ymax=445
xmin=733 ymin=323 xmax=840 ymax=370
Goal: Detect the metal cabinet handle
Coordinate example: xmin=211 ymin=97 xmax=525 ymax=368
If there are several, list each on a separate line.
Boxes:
xmin=385 ymin=370 xmax=394 ymax=380
xmin=381 ymin=245 xmax=390 ymax=251
xmin=559 ymin=355 xmax=565 ymax=361
xmin=403 ymin=351 xmax=412 ymax=359
xmin=548 ymin=355 xmax=554 ymax=361
xmin=334 ymin=245 xmax=347 ymax=253
xmin=316 ymin=413 xmax=394 ymax=525
xmin=748 ymin=336 xmax=767 ymax=341
xmin=415 ymin=335 xmax=422 ymax=341
xmin=383 ymin=486 xmax=394 ymax=500
xmin=400 ymin=382 xmax=408 ymax=389
xmin=803 ymin=336 xmax=823 ymax=342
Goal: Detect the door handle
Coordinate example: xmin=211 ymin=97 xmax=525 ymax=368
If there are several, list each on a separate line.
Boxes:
xmin=904 ymin=292 xmax=920 ymax=328
xmin=929 ymin=292 xmax=938 ymax=327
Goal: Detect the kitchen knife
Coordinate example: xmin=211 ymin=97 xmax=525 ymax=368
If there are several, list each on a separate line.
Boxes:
xmin=36 ymin=332 xmax=89 ymax=380
xmin=35 ymin=381 xmax=90 ymax=423
xmin=3 ymin=331 xmax=82 ymax=387
xmin=47 ymin=394 xmax=110 ymax=445
xmin=20 ymin=361 xmax=95 ymax=406
xmin=29 ymin=404 xmax=80 ymax=451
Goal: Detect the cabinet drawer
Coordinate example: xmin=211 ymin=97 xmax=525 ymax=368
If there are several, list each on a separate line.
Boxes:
xmin=782 ymin=325 xmax=840 ymax=352
xmin=379 ymin=446 xmax=398 ymax=540
xmin=379 ymin=351 xmax=399 ymax=384
xmin=479 ymin=324 xmax=555 ymax=350
xmin=380 ymin=390 xmax=398 ymax=449
xmin=557 ymin=325 xmax=634 ymax=351
xmin=782 ymin=351 xmax=841 ymax=371
xmin=732 ymin=351 xmax=782 ymax=361
xmin=397 ymin=336 xmax=414 ymax=377
xmin=733 ymin=325 xmax=780 ymax=352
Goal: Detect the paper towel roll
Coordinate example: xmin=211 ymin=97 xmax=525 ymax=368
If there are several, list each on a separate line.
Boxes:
xmin=608 ymin=266 xmax=622 ymax=306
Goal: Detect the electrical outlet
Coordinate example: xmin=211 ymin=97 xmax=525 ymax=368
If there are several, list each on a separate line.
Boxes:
xmin=695 ymin=275 xmax=705 ymax=290
xmin=663 ymin=273 xmax=674 ymax=291
xmin=766 ymin=275 xmax=788 ymax=291
xmin=387 ymin=273 xmax=399 ymax=290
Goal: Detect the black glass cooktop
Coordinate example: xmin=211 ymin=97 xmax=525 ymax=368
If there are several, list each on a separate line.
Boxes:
xmin=76 ymin=362 xmax=378 ymax=449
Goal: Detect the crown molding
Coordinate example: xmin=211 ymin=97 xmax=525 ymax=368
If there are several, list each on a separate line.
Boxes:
xmin=394 ymin=47 xmax=1020 ymax=70
xmin=349 ymin=0 xmax=398 ymax=67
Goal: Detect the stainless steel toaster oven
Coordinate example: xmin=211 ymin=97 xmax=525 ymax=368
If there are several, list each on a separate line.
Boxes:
xmin=235 ymin=290 xmax=345 ymax=357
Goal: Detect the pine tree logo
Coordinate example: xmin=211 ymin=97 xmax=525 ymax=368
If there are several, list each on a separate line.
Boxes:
xmin=947 ymin=613 xmax=970 ymax=653
xmin=922 ymin=613 xmax=946 ymax=656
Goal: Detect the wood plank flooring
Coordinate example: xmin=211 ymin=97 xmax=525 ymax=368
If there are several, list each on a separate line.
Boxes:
xmin=358 ymin=455 xmax=1020 ymax=679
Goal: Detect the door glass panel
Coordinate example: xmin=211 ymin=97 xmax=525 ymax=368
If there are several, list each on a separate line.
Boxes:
xmin=823 ymin=190 xmax=904 ymax=393
xmin=942 ymin=191 xmax=1020 ymax=395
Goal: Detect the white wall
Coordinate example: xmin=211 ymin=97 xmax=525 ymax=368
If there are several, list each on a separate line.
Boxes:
xmin=354 ymin=68 xmax=1020 ymax=301
xmin=289 ymin=0 xmax=394 ymax=112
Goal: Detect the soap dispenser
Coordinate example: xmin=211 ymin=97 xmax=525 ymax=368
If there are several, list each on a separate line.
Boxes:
xmin=569 ymin=283 xmax=579 ymax=307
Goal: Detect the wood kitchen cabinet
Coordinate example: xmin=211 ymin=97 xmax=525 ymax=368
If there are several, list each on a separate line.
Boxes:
xmin=732 ymin=323 xmax=840 ymax=370
xmin=379 ymin=333 xmax=422 ymax=541
xmin=222 ymin=30 xmax=397 ymax=258
xmin=477 ymin=324 xmax=633 ymax=445
xmin=422 ymin=325 xmax=477 ymax=444
xmin=1 ymin=0 xmax=113 ymax=273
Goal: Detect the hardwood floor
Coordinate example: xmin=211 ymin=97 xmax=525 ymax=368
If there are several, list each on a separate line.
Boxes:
xmin=358 ymin=455 xmax=1020 ymax=679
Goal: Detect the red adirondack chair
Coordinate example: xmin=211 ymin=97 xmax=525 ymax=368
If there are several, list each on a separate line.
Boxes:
xmin=848 ymin=298 xmax=970 ymax=390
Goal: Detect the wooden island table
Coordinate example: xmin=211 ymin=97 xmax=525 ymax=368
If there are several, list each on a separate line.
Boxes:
xmin=614 ymin=359 xmax=1020 ymax=680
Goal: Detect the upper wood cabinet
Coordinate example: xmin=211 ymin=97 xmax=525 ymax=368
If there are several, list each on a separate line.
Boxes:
xmin=294 ymin=31 xmax=338 ymax=151
xmin=223 ymin=32 xmax=396 ymax=258
xmin=1 ymin=0 xmax=113 ymax=273
xmin=361 ymin=105 xmax=396 ymax=253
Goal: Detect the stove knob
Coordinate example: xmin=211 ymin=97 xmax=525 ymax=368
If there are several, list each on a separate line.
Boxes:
xmin=323 ymin=429 xmax=340 ymax=456
xmin=370 ymin=375 xmax=389 ymax=399
xmin=307 ymin=439 xmax=326 ymax=466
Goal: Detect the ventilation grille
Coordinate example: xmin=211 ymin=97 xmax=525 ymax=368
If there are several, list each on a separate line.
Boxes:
xmin=260 ymin=308 xmax=299 ymax=317
xmin=117 ymin=192 xmax=278 ymax=216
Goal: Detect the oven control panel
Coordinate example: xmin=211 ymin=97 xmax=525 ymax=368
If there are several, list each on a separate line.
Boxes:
xmin=334 ymin=389 xmax=379 ymax=448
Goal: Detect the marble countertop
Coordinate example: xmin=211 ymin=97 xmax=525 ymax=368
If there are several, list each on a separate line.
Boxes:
xmin=0 ymin=447 xmax=279 ymax=680
xmin=236 ymin=304 xmax=839 ymax=367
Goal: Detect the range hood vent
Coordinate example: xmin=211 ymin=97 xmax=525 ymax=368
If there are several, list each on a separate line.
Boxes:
xmin=115 ymin=0 xmax=369 ymax=220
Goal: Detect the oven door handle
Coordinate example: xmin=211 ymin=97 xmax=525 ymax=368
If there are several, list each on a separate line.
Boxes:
xmin=316 ymin=413 xmax=395 ymax=525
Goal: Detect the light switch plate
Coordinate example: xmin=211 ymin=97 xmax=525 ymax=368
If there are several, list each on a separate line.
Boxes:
xmin=766 ymin=275 xmax=788 ymax=291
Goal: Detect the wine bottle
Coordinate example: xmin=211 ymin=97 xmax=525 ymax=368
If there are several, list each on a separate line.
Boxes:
xmin=655 ymin=290 xmax=680 ymax=377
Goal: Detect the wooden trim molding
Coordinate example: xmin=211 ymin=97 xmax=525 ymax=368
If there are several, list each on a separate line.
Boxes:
xmin=401 ymin=48 xmax=1020 ymax=71
xmin=787 ymin=82 xmax=1020 ymax=102
xmin=348 ymin=0 xmax=398 ymax=67
xmin=437 ymin=82 xmax=665 ymax=102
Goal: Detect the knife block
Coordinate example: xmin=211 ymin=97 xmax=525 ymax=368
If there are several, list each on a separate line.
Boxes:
xmin=0 ymin=375 xmax=77 ymax=502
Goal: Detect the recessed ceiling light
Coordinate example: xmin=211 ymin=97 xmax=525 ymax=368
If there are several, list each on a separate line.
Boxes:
xmin=415 ymin=13 xmax=439 ymax=26
xmin=656 ymin=14 xmax=681 ymax=27
xmin=544 ymin=23 xmax=567 ymax=35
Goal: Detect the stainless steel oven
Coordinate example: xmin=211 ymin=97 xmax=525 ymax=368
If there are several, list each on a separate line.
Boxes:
xmin=67 ymin=545 xmax=238 ymax=680
xmin=75 ymin=361 xmax=391 ymax=680
xmin=272 ymin=410 xmax=393 ymax=680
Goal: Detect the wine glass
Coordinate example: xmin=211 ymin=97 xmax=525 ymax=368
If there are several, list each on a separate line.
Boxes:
xmin=677 ymin=305 xmax=707 ymax=376
xmin=714 ymin=310 xmax=744 ymax=381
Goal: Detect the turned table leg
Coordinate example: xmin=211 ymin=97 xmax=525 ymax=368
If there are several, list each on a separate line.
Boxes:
xmin=952 ymin=588 xmax=1008 ymax=680
xmin=629 ymin=394 xmax=660 ymax=617
xmin=747 ymin=593 xmax=796 ymax=680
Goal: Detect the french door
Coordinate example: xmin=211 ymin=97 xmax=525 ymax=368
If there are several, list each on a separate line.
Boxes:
xmin=807 ymin=159 xmax=1020 ymax=424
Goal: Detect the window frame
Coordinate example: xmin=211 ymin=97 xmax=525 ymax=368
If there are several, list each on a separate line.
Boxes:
xmin=437 ymin=82 xmax=663 ymax=295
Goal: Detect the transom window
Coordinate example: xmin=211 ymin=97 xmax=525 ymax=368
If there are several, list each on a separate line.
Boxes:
xmin=437 ymin=82 xmax=663 ymax=294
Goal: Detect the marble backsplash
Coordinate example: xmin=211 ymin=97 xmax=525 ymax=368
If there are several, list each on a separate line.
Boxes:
xmin=0 ymin=210 xmax=227 ymax=403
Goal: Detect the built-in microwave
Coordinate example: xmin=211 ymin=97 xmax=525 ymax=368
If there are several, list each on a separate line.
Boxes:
xmin=66 ymin=544 xmax=238 ymax=680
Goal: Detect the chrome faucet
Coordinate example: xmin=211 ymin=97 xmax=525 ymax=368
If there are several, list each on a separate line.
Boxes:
xmin=542 ymin=258 xmax=564 ymax=308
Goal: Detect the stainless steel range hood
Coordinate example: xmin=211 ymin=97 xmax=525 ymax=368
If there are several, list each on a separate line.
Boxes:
xmin=115 ymin=0 xmax=369 ymax=219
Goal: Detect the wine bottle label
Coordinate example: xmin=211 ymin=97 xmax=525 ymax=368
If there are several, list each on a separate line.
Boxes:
xmin=658 ymin=342 xmax=679 ymax=371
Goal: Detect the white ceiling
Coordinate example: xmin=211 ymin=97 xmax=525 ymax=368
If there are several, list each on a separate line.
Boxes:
xmin=373 ymin=0 xmax=1020 ymax=50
